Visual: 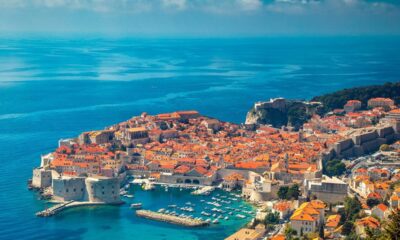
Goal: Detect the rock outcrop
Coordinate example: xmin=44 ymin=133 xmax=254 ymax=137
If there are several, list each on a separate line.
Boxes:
xmin=245 ymin=98 xmax=322 ymax=129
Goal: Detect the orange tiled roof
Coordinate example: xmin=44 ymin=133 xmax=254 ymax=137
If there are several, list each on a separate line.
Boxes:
xmin=375 ymin=203 xmax=388 ymax=212
xmin=355 ymin=216 xmax=380 ymax=229
xmin=326 ymin=215 xmax=341 ymax=228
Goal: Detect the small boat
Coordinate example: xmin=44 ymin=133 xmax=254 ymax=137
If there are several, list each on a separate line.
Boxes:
xmin=142 ymin=182 xmax=155 ymax=191
xmin=201 ymin=211 xmax=211 ymax=216
xmin=158 ymin=208 xmax=165 ymax=213
xmin=185 ymin=207 xmax=195 ymax=212
xmin=236 ymin=214 xmax=246 ymax=219
xmin=124 ymin=194 xmax=134 ymax=198
xmin=168 ymin=205 xmax=177 ymax=208
xmin=130 ymin=203 xmax=142 ymax=209
xmin=224 ymin=216 xmax=229 ymax=220
xmin=212 ymin=219 xmax=219 ymax=224
xmin=206 ymin=218 xmax=211 ymax=223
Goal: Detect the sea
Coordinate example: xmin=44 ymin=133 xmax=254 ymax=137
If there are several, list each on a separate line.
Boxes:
xmin=0 ymin=37 xmax=399 ymax=240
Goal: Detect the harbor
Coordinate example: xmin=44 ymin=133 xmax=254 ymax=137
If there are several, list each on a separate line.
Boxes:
xmin=136 ymin=210 xmax=209 ymax=227
xmin=122 ymin=184 xmax=255 ymax=228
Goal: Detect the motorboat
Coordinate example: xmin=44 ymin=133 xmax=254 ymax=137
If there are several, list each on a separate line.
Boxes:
xmin=130 ymin=203 xmax=142 ymax=209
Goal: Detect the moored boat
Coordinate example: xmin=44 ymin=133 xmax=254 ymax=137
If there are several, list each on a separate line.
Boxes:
xmin=130 ymin=203 xmax=142 ymax=209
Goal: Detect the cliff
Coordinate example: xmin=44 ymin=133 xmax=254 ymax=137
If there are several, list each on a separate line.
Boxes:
xmin=245 ymin=98 xmax=322 ymax=129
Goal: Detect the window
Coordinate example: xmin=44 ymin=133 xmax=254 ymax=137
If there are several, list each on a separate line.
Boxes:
xmin=102 ymin=191 xmax=105 ymax=195
xmin=73 ymin=188 xmax=76 ymax=192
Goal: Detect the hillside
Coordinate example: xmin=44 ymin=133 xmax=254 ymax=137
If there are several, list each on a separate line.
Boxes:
xmin=311 ymin=82 xmax=400 ymax=111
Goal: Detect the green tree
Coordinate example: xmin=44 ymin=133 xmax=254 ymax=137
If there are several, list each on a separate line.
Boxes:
xmin=287 ymin=184 xmax=301 ymax=200
xmin=285 ymin=224 xmax=297 ymax=240
xmin=366 ymin=198 xmax=381 ymax=208
xmin=342 ymin=221 xmax=354 ymax=236
xmin=344 ymin=197 xmax=362 ymax=221
xmin=382 ymin=208 xmax=400 ymax=240
xmin=324 ymin=159 xmax=346 ymax=177
xmin=265 ymin=211 xmax=280 ymax=225
xmin=366 ymin=227 xmax=384 ymax=240
xmin=278 ymin=186 xmax=289 ymax=199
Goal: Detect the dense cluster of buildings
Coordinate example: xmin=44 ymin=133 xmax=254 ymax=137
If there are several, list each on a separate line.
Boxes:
xmin=31 ymin=95 xmax=400 ymax=239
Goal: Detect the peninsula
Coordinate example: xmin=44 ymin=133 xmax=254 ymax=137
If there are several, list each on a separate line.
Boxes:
xmin=30 ymin=84 xmax=400 ymax=239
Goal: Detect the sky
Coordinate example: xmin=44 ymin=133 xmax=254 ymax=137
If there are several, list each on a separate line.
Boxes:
xmin=0 ymin=0 xmax=400 ymax=36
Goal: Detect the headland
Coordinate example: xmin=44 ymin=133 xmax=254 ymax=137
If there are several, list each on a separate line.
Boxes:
xmin=29 ymin=83 xmax=400 ymax=239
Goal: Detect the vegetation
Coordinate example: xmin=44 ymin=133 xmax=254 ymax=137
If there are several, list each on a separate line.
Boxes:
xmin=379 ymin=144 xmax=392 ymax=152
xmin=278 ymin=184 xmax=301 ymax=200
xmin=311 ymin=82 xmax=400 ymax=112
xmin=264 ymin=211 xmax=280 ymax=231
xmin=339 ymin=197 xmax=362 ymax=236
xmin=286 ymin=102 xmax=310 ymax=129
xmin=383 ymin=208 xmax=400 ymax=240
xmin=361 ymin=208 xmax=400 ymax=240
xmin=341 ymin=220 xmax=355 ymax=236
xmin=265 ymin=211 xmax=280 ymax=225
xmin=366 ymin=198 xmax=381 ymax=208
xmin=323 ymin=159 xmax=346 ymax=177
xmin=247 ymin=100 xmax=322 ymax=129
xmin=344 ymin=197 xmax=362 ymax=221
xmin=284 ymin=224 xmax=298 ymax=240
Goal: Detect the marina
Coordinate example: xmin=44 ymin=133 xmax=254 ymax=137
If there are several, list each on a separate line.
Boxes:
xmin=124 ymin=184 xmax=255 ymax=229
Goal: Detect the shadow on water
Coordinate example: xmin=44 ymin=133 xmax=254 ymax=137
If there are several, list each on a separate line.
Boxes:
xmin=27 ymin=228 xmax=88 ymax=240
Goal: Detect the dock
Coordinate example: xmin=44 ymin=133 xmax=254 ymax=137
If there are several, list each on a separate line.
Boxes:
xmin=191 ymin=186 xmax=215 ymax=195
xmin=36 ymin=200 xmax=75 ymax=217
xmin=35 ymin=201 xmax=121 ymax=217
xmin=136 ymin=210 xmax=209 ymax=227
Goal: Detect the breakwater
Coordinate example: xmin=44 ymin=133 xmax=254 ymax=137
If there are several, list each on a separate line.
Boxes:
xmin=36 ymin=200 xmax=75 ymax=217
xmin=136 ymin=210 xmax=209 ymax=227
xmin=36 ymin=201 xmax=121 ymax=217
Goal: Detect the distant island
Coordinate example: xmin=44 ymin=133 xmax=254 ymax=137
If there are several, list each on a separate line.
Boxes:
xmin=29 ymin=82 xmax=400 ymax=239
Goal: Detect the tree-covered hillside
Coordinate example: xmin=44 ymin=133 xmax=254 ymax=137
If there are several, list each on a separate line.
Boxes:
xmin=312 ymin=82 xmax=400 ymax=111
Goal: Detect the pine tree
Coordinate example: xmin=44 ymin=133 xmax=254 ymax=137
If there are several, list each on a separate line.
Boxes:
xmin=383 ymin=208 xmax=400 ymax=240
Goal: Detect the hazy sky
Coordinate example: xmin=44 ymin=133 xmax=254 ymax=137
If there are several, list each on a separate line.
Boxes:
xmin=1 ymin=0 xmax=400 ymax=36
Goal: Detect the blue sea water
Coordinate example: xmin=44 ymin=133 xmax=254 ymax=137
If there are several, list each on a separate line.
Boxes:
xmin=0 ymin=37 xmax=399 ymax=240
